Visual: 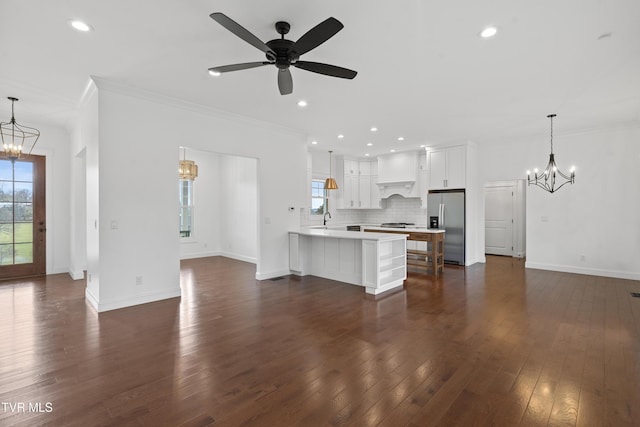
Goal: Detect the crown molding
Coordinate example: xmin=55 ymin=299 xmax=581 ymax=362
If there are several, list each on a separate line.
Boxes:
xmin=89 ymin=76 xmax=307 ymax=139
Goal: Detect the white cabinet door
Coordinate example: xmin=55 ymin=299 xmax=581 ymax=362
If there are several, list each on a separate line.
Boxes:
xmin=359 ymin=175 xmax=371 ymax=208
xmin=428 ymin=149 xmax=447 ymax=189
xmin=341 ymin=159 xmax=357 ymax=208
xmin=446 ymin=145 xmax=466 ymax=189
xmin=358 ymin=161 xmax=371 ymax=176
xmin=289 ymin=233 xmax=300 ymax=271
xmin=427 ymin=146 xmax=466 ymax=190
xmin=344 ymin=159 xmax=357 ymax=176
xmin=343 ymin=174 xmax=358 ymax=208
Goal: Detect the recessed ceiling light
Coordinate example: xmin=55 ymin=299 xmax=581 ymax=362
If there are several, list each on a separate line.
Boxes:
xmin=419 ymin=144 xmax=426 ymax=148
xmin=365 ymin=153 xmax=370 ymax=157
xmin=397 ymin=137 xmax=405 ymax=141
xmin=390 ymin=149 xmax=396 ymax=153
xmin=480 ymin=26 xmax=497 ymax=38
xmin=370 ymin=127 xmax=378 ymax=132
xmin=208 ymin=70 xmax=221 ymax=77
xmin=366 ymin=142 xmax=373 ymax=146
xmin=337 ymin=134 xmax=344 ymax=139
xmin=311 ymin=140 xmax=318 ymax=145
xmin=297 ymin=100 xmax=308 ymax=107
xmin=70 ymin=20 xmax=92 ymax=32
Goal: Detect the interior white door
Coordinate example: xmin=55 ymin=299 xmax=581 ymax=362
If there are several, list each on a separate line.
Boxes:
xmin=484 ymin=186 xmax=514 ymax=256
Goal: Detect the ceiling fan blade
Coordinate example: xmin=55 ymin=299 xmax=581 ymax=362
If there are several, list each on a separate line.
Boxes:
xmin=293 ymin=61 xmax=357 ymax=79
xmin=278 ymin=69 xmax=293 ymax=95
xmin=210 ymin=13 xmax=276 ymax=58
xmin=209 ymin=62 xmax=270 ymax=73
xmin=291 ymin=17 xmax=344 ymax=56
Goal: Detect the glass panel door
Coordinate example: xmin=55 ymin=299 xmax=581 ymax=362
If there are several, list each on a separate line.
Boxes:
xmin=0 ymin=155 xmax=45 ymax=279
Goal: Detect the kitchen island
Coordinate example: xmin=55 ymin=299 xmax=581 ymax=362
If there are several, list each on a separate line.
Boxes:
xmin=289 ymin=228 xmax=408 ymax=295
xmin=363 ymin=226 xmax=445 ymax=277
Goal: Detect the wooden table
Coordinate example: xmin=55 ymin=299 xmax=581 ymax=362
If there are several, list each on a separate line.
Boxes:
xmin=363 ymin=228 xmax=445 ymax=277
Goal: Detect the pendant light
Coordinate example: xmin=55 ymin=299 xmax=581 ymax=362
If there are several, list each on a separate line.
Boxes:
xmin=324 ymin=150 xmax=338 ymax=190
xmin=179 ymin=147 xmax=198 ymax=180
xmin=527 ymin=114 xmax=575 ymax=193
xmin=0 ymin=97 xmax=40 ymax=162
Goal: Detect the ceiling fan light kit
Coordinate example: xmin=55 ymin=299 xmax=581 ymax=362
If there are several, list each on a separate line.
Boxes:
xmin=208 ymin=13 xmax=357 ymax=95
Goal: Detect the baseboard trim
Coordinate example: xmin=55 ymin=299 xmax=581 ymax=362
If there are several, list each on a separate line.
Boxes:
xmin=220 ymin=251 xmax=257 ymax=264
xmin=85 ymin=288 xmax=99 ymax=312
xmin=69 ymin=269 xmax=85 ymax=281
xmin=86 ymin=287 xmax=182 ymax=313
xmin=525 ymin=261 xmax=640 ymax=281
xmin=180 ymin=251 xmax=221 ymax=260
xmin=255 ymin=269 xmax=291 ymax=281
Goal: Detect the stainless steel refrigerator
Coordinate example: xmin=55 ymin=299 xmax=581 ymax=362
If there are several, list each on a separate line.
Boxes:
xmin=427 ymin=190 xmax=465 ymax=265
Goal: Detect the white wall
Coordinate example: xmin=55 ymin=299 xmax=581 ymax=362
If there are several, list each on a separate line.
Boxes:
xmin=73 ymin=81 xmax=100 ymax=303
xmin=27 ymin=122 xmax=71 ymax=276
xmin=78 ymin=78 xmax=306 ymax=311
xmin=219 ymin=155 xmax=258 ymax=263
xmin=477 ymin=125 xmax=640 ymax=280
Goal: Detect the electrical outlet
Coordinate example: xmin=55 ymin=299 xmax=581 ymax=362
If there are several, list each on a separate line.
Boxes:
xmin=136 ymin=276 xmax=143 ymax=286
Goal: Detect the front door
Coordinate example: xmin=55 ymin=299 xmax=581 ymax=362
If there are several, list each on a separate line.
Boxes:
xmin=0 ymin=155 xmax=46 ymax=279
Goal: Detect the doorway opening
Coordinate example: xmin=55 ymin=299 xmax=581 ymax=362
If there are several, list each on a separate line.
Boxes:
xmin=177 ymin=148 xmax=258 ymax=265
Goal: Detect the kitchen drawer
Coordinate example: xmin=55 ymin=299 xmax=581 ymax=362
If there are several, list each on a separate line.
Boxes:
xmin=409 ymin=232 xmax=432 ymax=241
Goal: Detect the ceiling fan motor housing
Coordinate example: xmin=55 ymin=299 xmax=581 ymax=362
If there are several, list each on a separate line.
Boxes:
xmin=266 ymin=38 xmax=297 ymax=68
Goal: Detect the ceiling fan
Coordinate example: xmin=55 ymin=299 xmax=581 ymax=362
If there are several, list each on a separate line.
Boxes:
xmin=208 ymin=13 xmax=357 ymax=95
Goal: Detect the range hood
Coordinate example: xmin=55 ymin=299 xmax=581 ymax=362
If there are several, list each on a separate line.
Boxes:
xmin=376 ymin=151 xmax=420 ymax=198
xmin=377 ymin=181 xmax=419 ymax=198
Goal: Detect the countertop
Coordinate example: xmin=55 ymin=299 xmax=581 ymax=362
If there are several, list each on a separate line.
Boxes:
xmin=362 ymin=226 xmax=445 ymax=233
xmin=290 ymin=227 xmax=409 ymax=241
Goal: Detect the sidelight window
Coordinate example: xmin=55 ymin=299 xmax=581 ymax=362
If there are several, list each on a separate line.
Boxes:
xmin=179 ymin=180 xmax=193 ymax=237
xmin=0 ymin=160 xmax=34 ymax=265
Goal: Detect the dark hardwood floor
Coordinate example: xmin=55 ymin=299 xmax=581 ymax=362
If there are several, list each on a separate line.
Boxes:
xmin=1 ymin=256 xmax=639 ymax=426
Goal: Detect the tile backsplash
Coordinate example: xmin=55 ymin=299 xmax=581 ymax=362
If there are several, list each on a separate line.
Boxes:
xmin=301 ymin=195 xmax=428 ymax=226
xmin=362 ymin=195 xmax=428 ymax=225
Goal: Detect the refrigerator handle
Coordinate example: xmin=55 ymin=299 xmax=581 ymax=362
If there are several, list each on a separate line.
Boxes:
xmin=439 ymin=203 xmax=444 ymax=228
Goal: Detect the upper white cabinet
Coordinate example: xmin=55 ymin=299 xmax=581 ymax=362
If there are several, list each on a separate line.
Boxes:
xmin=427 ymin=145 xmax=466 ymax=190
xmin=340 ymin=158 xmax=381 ymax=209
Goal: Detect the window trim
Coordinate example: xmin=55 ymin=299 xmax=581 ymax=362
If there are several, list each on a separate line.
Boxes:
xmin=310 ymin=178 xmax=328 ymax=216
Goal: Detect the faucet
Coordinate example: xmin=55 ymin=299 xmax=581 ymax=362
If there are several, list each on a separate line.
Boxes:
xmin=323 ymin=211 xmax=332 ymax=226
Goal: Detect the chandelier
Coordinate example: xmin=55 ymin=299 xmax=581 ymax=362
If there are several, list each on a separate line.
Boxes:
xmin=179 ymin=148 xmax=198 ymax=180
xmin=0 ymin=97 xmax=40 ymax=162
xmin=527 ymin=114 xmax=575 ymax=193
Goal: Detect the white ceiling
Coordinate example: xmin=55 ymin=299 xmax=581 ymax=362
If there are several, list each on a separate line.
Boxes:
xmin=1 ymin=0 xmax=639 ymax=157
